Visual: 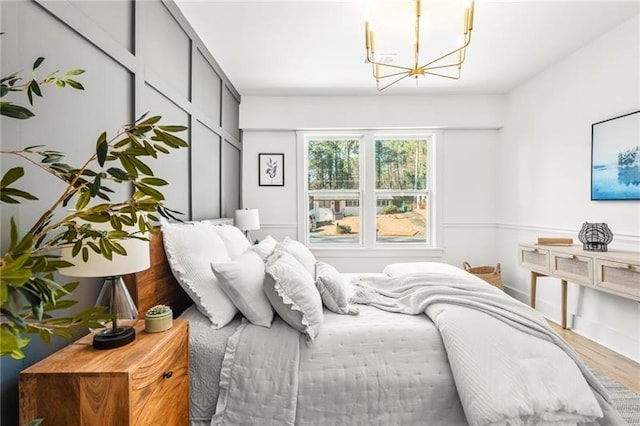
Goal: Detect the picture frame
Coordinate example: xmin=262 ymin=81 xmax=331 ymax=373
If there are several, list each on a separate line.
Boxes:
xmin=591 ymin=110 xmax=640 ymax=201
xmin=259 ymin=153 xmax=285 ymax=186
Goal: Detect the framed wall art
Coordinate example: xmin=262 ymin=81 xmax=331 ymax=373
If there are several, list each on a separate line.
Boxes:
xmin=591 ymin=110 xmax=640 ymax=200
xmin=259 ymin=153 xmax=284 ymax=186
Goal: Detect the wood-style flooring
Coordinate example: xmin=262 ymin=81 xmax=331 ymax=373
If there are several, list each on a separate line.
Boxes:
xmin=548 ymin=321 xmax=640 ymax=394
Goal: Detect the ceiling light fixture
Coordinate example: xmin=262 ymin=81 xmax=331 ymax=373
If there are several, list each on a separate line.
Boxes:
xmin=364 ymin=0 xmax=475 ymax=91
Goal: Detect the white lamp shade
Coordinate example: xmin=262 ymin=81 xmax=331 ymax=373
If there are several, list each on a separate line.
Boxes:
xmin=234 ymin=209 xmax=260 ymax=231
xmin=60 ymin=235 xmax=150 ymax=278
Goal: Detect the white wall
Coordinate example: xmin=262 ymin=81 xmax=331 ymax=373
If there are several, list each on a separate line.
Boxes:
xmin=241 ymin=95 xmax=502 ymax=271
xmin=498 ymin=15 xmax=640 ymax=361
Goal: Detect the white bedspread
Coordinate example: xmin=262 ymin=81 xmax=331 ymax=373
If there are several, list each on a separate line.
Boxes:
xmin=353 ymin=263 xmax=624 ymax=426
xmin=212 ymin=304 xmax=467 ymax=425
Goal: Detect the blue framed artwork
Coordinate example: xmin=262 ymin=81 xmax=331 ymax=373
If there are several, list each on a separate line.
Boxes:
xmin=591 ymin=110 xmax=640 ymax=200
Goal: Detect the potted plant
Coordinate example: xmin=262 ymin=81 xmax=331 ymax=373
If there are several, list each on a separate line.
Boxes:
xmin=0 ymin=56 xmax=187 ymax=360
xmin=144 ymin=304 xmax=173 ymax=333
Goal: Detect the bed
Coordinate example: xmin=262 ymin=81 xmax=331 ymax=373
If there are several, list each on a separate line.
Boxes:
xmin=123 ymin=222 xmax=624 ymax=426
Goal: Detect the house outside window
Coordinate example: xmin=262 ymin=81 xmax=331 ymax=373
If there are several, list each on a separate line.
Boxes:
xmin=298 ymin=130 xmax=442 ymax=250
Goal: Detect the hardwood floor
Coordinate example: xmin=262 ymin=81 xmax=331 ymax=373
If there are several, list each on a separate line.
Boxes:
xmin=548 ymin=321 xmax=640 ymax=394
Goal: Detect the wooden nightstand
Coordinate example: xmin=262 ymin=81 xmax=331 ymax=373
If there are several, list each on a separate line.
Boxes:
xmin=19 ymin=320 xmax=189 ymax=426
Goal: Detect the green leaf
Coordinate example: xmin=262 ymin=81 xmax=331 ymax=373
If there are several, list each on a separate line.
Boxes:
xmin=29 ymin=80 xmax=42 ymax=97
xmin=0 ymin=85 xmax=8 ymax=97
xmin=106 ymin=167 xmax=128 ymax=180
xmin=158 ymin=125 xmax=188 ymax=133
xmin=91 ymin=174 xmax=102 ymax=197
xmin=82 ymin=247 xmax=89 ymax=262
xmin=2 ymin=187 xmax=38 ymax=201
xmin=75 ymin=190 xmax=90 ymax=211
xmin=153 ymin=144 xmax=170 ymax=154
xmin=0 ymin=72 xmax=20 ymax=84
xmin=135 ymin=183 xmax=164 ymax=201
xmin=32 ymin=57 xmax=45 ymax=70
xmin=138 ymin=115 xmax=161 ymax=127
xmin=65 ymin=79 xmax=84 ymax=90
xmin=140 ymin=177 xmax=168 ymax=186
xmin=0 ymin=102 xmax=35 ymax=119
xmin=1 ymin=167 xmax=24 ymax=188
xmin=71 ymin=240 xmax=82 ymax=257
xmin=55 ymin=80 xmax=66 ymax=88
xmin=13 ymin=232 xmax=34 ymax=255
xmin=130 ymin=156 xmax=153 ymax=176
xmin=96 ymin=131 xmax=108 ymax=167
xmin=65 ymin=69 xmax=85 ymax=76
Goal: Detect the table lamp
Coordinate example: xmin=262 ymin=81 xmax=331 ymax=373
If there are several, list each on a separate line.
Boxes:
xmin=234 ymin=208 xmax=260 ymax=241
xmin=61 ymin=234 xmax=150 ymax=349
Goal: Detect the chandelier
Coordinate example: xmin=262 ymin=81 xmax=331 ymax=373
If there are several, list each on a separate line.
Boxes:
xmin=364 ymin=0 xmax=475 ymax=91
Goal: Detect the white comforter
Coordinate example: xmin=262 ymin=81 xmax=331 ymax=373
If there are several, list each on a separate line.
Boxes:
xmin=353 ymin=263 xmax=624 ymax=426
xmin=209 ymin=264 xmax=624 ymax=426
xmin=212 ymin=304 xmax=467 ymax=425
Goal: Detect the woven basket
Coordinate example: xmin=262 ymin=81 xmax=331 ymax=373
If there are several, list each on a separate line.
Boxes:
xmin=463 ymin=261 xmax=504 ymax=291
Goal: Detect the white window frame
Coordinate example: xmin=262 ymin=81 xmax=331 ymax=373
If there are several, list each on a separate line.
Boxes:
xmin=297 ymin=129 xmax=443 ymax=253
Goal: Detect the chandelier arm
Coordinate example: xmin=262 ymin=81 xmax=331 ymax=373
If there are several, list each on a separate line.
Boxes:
xmin=424 ymin=70 xmax=461 ymax=80
xmin=375 ymin=69 xmax=413 ymax=80
xmin=419 ymin=31 xmax=472 ymax=69
xmin=367 ymin=58 xmax=413 ymax=71
xmin=425 ymin=61 xmax=464 ymax=71
xmin=377 ymin=73 xmax=411 ymax=91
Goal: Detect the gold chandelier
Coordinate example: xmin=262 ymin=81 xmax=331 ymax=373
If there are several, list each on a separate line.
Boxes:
xmin=364 ymin=0 xmax=475 ymax=91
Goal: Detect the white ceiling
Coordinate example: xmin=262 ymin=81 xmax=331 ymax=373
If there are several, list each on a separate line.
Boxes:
xmin=175 ymin=1 xmax=640 ymax=96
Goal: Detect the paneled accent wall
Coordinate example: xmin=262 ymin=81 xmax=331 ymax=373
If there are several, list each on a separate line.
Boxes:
xmin=0 ymin=1 xmax=241 ymax=424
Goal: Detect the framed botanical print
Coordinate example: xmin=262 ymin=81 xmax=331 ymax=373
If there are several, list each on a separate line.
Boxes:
xmin=259 ymin=153 xmax=284 ymax=186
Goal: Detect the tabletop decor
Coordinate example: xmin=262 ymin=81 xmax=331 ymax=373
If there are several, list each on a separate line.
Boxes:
xmin=145 ymin=304 xmax=173 ymax=333
xmin=578 ymin=222 xmax=614 ymax=252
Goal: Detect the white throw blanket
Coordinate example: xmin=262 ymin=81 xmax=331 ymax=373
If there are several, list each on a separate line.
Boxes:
xmin=351 ymin=268 xmax=625 ymax=426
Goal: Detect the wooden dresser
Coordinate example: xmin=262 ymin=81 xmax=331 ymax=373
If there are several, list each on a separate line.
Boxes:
xmin=19 ymin=320 xmax=189 ymax=426
xmin=518 ymin=244 xmax=640 ymax=328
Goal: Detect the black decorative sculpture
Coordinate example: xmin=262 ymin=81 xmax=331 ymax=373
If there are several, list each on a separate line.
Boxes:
xmin=578 ymin=222 xmax=613 ymax=252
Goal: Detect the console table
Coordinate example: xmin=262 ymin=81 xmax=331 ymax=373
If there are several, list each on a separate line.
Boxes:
xmin=518 ymin=244 xmax=640 ymax=329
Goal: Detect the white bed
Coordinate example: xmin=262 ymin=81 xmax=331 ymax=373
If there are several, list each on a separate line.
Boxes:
xmin=124 ymin=224 xmax=624 ymax=426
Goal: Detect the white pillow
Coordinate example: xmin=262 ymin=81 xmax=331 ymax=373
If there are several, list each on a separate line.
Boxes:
xmin=264 ymin=251 xmax=322 ymax=341
xmin=162 ymin=221 xmax=237 ymax=328
xmin=277 ymin=237 xmax=316 ymax=276
xmin=251 ymin=235 xmax=278 ymax=261
xmin=211 ymin=249 xmax=273 ymax=328
xmin=315 ymin=261 xmax=359 ymax=315
xmin=207 ymin=223 xmax=251 ymax=259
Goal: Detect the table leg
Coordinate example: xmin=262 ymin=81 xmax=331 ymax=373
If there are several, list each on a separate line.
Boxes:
xmin=530 ymin=271 xmax=538 ymax=309
xmin=561 ymin=280 xmax=568 ymax=329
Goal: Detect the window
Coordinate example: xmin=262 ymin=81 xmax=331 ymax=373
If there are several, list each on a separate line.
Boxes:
xmin=299 ymin=131 xmax=440 ymax=249
xmin=307 ymin=138 xmax=361 ymax=244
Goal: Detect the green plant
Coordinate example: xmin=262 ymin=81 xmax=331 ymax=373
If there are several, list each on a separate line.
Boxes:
xmin=336 ymin=223 xmax=352 ymax=234
xmin=0 ymin=57 xmax=188 ymax=359
xmin=145 ymin=304 xmax=172 ymax=317
xmin=382 ymin=205 xmax=400 ymax=215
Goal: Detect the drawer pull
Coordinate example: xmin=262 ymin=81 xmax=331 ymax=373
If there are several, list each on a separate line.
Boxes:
xmin=163 ymin=371 xmax=173 ymax=379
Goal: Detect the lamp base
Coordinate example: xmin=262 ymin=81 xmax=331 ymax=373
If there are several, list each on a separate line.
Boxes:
xmin=93 ymin=326 xmax=136 ymax=350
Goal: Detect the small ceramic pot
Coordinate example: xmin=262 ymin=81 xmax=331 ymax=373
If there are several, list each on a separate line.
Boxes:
xmin=145 ymin=309 xmax=173 ymax=333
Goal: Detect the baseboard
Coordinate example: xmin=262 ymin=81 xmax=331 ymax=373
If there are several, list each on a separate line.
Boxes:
xmin=505 ymin=285 xmax=639 ymax=362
